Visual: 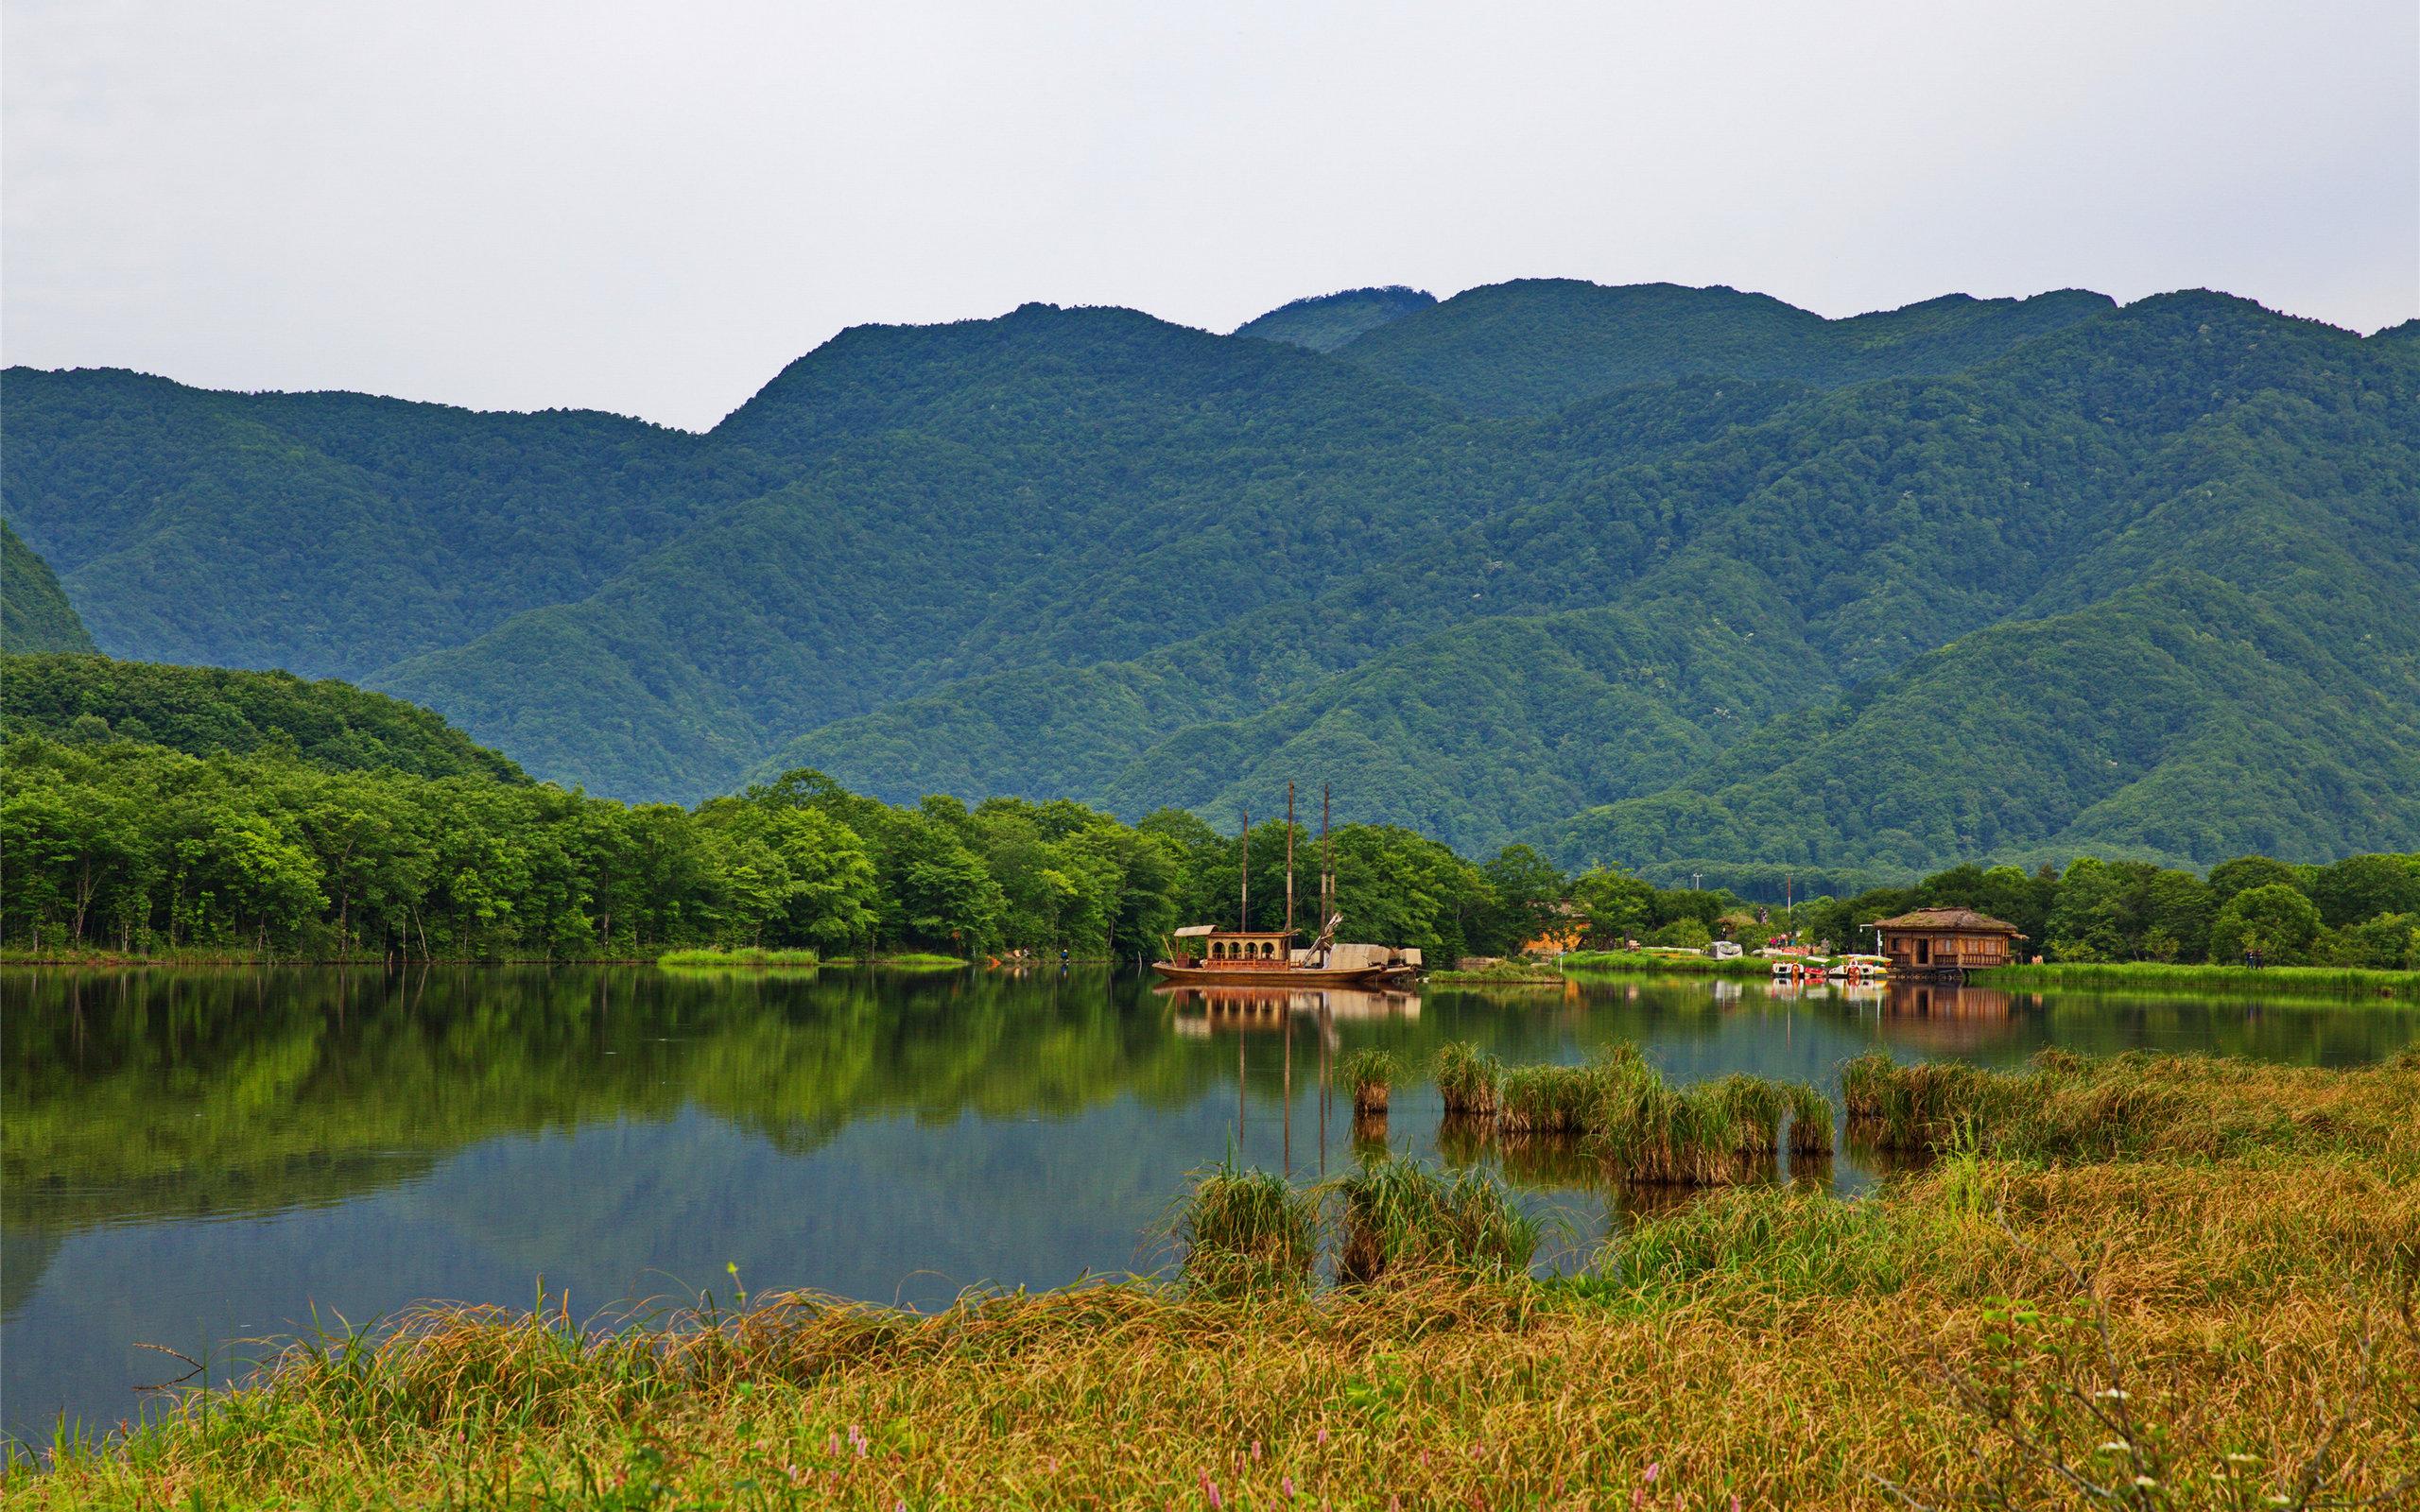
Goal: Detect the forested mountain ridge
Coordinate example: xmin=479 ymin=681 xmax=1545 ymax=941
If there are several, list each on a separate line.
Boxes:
xmin=1 ymin=522 xmax=95 ymax=654
xmin=1233 ymin=285 xmax=1437 ymax=352
xmin=0 ymin=654 xmax=526 ymax=781
xmin=775 ymin=290 xmax=2420 ymax=865
xmin=1329 ymin=280 xmax=2118 ymax=415
xmin=5 ymin=281 xmax=2414 ymax=875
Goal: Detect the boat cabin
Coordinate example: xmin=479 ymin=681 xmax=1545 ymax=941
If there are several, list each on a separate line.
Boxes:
xmin=1170 ymin=925 xmax=1296 ymax=968
xmin=1871 ymin=907 xmax=2025 ymax=974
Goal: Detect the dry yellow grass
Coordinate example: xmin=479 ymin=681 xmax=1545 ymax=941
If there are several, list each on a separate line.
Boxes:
xmin=14 ymin=1054 xmax=2419 ymax=1509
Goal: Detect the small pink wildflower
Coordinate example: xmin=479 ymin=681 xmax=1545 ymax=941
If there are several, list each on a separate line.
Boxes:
xmin=1253 ymin=1440 xmax=1263 ymax=1461
xmin=1645 ymin=1462 xmax=1660 ymax=1483
xmin=1283 ymin=1475 xmax=1296 ymax=1499
xmin=1316 ymin=1427 xmax=1329 ymax=1447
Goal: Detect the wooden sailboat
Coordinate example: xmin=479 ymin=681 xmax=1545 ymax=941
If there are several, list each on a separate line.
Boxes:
xmin=1152 ymin=783 xmax=1404 ymax=988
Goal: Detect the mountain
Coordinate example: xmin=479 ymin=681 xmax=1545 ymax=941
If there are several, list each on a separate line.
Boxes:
xmin=1233 ymin=286 xmax=1438 ymax=352
xmin=0 ymin=521 xmax=95 ymax=654
xmin=0 ymin=654 xmax=526 ymax=782
xmin=6 ymin=280 xmax=2416 ymax=875
xmin=1330 ymin=280 xmax=2118 ymax=416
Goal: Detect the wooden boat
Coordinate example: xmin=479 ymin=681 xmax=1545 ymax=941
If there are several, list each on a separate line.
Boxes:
xmin=1150 ymin=783 xmax=1415 ymax=990
xmin=1152 ymin=932 xmax=1392 ymax=988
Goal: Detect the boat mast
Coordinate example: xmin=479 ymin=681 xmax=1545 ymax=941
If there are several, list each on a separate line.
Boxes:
xmin=1239 ymin=806 xmax=1250 ymax=933
xmin=1285 ymin=781 xmax=1296 ymax=944
xmin=1322 ymin=783 xmax=1333 ymax=936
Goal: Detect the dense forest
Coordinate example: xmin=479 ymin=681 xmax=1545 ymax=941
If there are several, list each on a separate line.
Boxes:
xmin=7 ymin=281 xmax=2417 ymax=876
xmin=0 ymin=521 xmax=95 ymax=655
xmin=4 ymin=661 xmax=2413 ymax=969
xmin=1231 ymin=284 xmax=1437 ymax=352
xmin=1 ymin=653 xmax=526 ymax=781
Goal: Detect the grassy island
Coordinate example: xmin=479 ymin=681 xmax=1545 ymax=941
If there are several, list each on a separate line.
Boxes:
xmin=1559 ymin=948 xmax=1777 ymax=978
xmin=21 ymin=1049 xmax=2417 ymax=1507
xmin=658 ymin=946 xmax=822 ymax=970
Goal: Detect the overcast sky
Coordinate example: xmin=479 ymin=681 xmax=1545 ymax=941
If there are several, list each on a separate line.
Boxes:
xmin=6 ymin=1 xmax=2415 ymax=431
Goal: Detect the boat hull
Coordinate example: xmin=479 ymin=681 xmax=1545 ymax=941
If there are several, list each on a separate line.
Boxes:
xmin=1152 ymin=961 xmax=1391 ymax=988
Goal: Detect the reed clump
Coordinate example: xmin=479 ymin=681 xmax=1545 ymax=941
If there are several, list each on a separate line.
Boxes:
xmin=1785 ymin=1081 xmax=1836 ymax=1156
xmin=1495 ymin=1062 xmax=1602 ymax=1135
xmin=1329 ymin=1157 xmax=1539 ymax=1287
xmin=1177 ymin=1160 xmax=1318 ymax=1297
xmin=1432 ymin=1041 xmax=1503 ymax=1118
xmin=1336 ymin=1048 xmax=1400 ymax=1116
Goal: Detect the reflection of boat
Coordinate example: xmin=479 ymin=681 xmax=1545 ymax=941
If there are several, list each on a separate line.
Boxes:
xmin=1161 ymin=983 xmax=1420 ymax=1033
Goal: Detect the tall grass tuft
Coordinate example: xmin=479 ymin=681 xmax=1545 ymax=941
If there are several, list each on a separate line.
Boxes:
xmin=1707 ymin=1074 xmax=1788 ymax=1159
xmin=1178 ymin=1160 xmax=1318 ymax=1297
xmin=1786 ymin=1081 xmax=1837 ymax=1156
xmin=1495 ymin=1062 xmax=1603 ymax=1135
xmin=1588 ymin=1070 xmax=1750 ymax=1186
xmin=1433 ymin=1041 xmax=1503 ymax=1118
xmin=1337 ymin=1048 xmax=1401 ymax=1116
xmin=1328 ymin=1158 xmax=1539 ymax=1286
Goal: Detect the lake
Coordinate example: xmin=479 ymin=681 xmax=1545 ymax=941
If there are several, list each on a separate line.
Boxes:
xmin=6 ymin=964 xmax=2413 ymax=1448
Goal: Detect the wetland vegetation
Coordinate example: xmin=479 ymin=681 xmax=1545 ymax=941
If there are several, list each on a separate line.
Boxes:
xmin=16 ymin=1042 xmax=2416 ymax=1507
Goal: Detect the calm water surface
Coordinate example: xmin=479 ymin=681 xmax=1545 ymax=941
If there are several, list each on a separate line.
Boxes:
xmin=6 ymin=964 xmax=2413 ymax=1445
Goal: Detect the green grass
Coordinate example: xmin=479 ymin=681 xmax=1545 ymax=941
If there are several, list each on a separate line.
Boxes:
xmin=1431 ymin=1041 xmax=1503 ymax=1118
xmin=1495 ymin=1063 xmax=1603 ymax=1135
xmin=1327 ymin=1157 xmax=1540 ymax=1286
xmin=1974 ymin=960 xmax=2420 ymax=1000
xmin=825 ymin=953 xmax=968 ymax=970
xmin=1427 ymin=962 xmax=1564 ymax=985
xmin=656 ymin=946 xmax=822 ymax=969
xmin=1336 ymin=1048 xmax=1400 ymax=1115
xmin=1177 ymin=1160 xmax=1319 ymax=1297
xmin=1557 ymin=949 xmax=1774 ymax=978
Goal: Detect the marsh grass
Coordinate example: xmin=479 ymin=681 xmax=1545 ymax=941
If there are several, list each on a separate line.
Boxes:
xmin=1177 ymin=1160 xmax=1318 ymax=1297
xmin=26 ymin=1055 xmax=2420 ymax=1509
xmin=657 ymin=946 xmax=821 ymax=969
xmin=1557 ymin=949 xmax=1775 ymax=978
xmin=1975 ymin=959 xmax=2420 ymax=1000
xmin=1336 ymin=1048 xmax=1399 ymax=1116
xmin=1840 ymin=1046 xmax=2420 ymax=1169
xmin=1328 ymin=1158 xmax=1540 ymax=1287
xmin=1785 ymin=1080 xmax=1837 ymax=1156
xmin=1431 ymin=1041 xmax=1502 ymax=1118
xmin=1495 ymin=1062 xmax=1601 ymax=1135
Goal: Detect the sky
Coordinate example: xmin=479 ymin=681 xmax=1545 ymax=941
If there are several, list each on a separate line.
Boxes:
xmin=5 ymin=1 xmax=2415 ymax=431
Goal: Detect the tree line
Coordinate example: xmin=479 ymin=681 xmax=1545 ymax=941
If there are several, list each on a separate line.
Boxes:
xmin=7 ymin=730 xmax=2415 ymax=970
xmin=0 ymin=736 xmax=1539 ymax=962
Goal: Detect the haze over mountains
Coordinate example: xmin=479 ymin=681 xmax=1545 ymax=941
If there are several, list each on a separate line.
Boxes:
xmin=7 ymin=279 xmax=2417 ymax=881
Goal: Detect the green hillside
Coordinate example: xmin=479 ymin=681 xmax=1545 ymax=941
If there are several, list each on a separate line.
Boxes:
xmin=0 ymin=369 xmax=760 ymax=678
xmin=1232 ymin=285 xmax=1436 ymax=352
xmin=6 ymin=281 xmax=2415 ymax=876
xmin=0 ymin=521 xmax=95 ymax=654
xmin=1332 ymin=280 xmax=2116 ymax=415
xmin=0 ymin=654 xmax=526 ymax=782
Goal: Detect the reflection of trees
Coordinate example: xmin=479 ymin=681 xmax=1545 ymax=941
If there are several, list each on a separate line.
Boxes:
xmin=10 ymin=966 xmax=2405 ymax=1269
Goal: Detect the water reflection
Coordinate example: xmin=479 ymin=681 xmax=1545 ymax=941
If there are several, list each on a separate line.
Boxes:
xmin=5 ymin=965 xmax=2412 ymax=1445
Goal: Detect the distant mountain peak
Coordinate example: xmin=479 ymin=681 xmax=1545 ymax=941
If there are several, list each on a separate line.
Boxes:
xmin=1232 ymin=286 xmax=1438 ymax=352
